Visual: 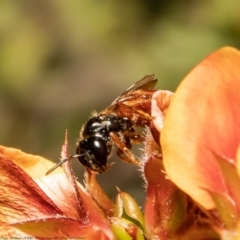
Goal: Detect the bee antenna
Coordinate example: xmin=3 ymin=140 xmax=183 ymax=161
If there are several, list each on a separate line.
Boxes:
xmin=45 ymin=154 xmax=82 ymax=175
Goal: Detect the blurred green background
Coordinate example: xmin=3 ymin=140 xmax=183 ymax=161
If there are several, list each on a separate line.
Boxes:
xmin=0 ymin=0 xmax=239 ymax=206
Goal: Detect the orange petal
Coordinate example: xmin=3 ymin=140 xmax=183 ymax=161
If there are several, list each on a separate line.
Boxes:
xmin=84 ymin=169 xmax=114 ymax=217
xmin=0 ymin=155 xmax=62 ymax=224
xmin=37 ymin=172 xmax=112 ymax=231
xmin=236 ymin=145 xmax=240 ymax=177
xmin=151 ymin=90 xmax=174 ymax=144
xmin=11 ymin=217 xmax=90 ymax=238
xmin=57 ymin=137 xmax=113 ymax=232
xmin=4 ymin=217 xmax=112 ymax=239
xmin=0 ymin=146 xmax=113 ymax=238
xmin=161 ymin=47 xmax=240 ymax=209
xmin=0 ymin=145 xmax=63 ymax=179
xmin=12 ymin=217 xmax=115 ymax=239
xmin=151 ymin=90 xmax=174 ymax=133
xmin=35 ymin=174 xmax=86 ymax=219
xmin=143 ymin=131 xmax=188 ymax=239
xmin=0 ymin=225 xmax=35 ymax=238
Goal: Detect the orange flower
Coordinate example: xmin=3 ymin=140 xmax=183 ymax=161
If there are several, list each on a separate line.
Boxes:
xmin=144 ymin=90 xmax=218 ymax=239
xmin=0 ymin=145 xmax=113 ymax=239
xmin=0 ymin=135 xmax=146 ymax=239
xmin=3 ymin=48 xmax=240 ymax=238
xmin=155 ymin=47 xmax=240 ymax=232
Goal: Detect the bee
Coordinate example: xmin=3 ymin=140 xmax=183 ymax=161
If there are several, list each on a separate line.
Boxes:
xmin=46 ymin=75 xmax=157 ymax=175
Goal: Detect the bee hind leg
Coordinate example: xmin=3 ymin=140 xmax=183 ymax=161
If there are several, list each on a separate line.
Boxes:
xmin=110 ymin=132 xmax=141 ymax=167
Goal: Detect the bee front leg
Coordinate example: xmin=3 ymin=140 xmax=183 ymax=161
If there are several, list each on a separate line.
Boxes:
xmin=110 ymin=132 xmax=141 ymax=167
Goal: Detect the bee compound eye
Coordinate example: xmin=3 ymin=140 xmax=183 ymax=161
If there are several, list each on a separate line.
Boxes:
xmin=76 ymin=137 xmax=108 ymax=172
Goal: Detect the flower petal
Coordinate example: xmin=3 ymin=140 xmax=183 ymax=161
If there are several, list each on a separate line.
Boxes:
xmin=0 ymin=145 xmax=63 ymax=179
xmin=84 ymin=169 xmax=114 ymax=217
xmin=143 ymin=131 xmax=188 ymax=239
xmin=236 ymin=145 xmax=240 ymax=177
xmin=0 ymin=155 xmax=62 ymax=224
xmin=0 ymin=146 xmax=113 ymax=239
xmin=161 ymin=47 xmax=240 ymax=209
xmin=11 ymin=217 xmax=101 ymax=239
xmin=35 ymin=174 xmax=85 ymax=219
xmin=151 ymin=90 xmax=174 ymax=144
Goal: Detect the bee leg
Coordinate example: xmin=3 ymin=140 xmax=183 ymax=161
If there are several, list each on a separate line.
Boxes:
xmin=110 ymin=132 xmax=141 ymax=166
xmin=126 ymin=133 xmax=145 ymax=145
xmin=116 ymin=148 xmax=141 ymax=166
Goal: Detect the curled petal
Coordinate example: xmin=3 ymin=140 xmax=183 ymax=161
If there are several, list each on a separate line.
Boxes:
xmin=151 ymin=90 xmax=174 ymax=144
xmin=151 ymin=90 xmax=174 ymax=133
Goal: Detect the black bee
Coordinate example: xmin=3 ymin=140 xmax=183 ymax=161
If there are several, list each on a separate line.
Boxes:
xmin=46 ymin=75 xmax=157 ymax=174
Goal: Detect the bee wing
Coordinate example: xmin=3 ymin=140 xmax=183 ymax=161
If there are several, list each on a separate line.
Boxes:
xmin=123 ymin=74 xmax=157 ymax=93
xmin=101 ymin=75 xmax=157 ymax=114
